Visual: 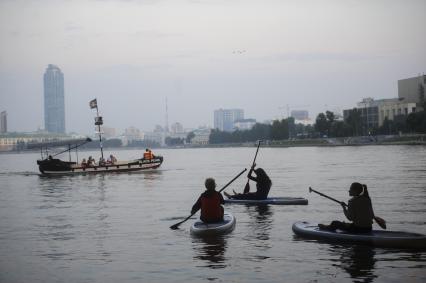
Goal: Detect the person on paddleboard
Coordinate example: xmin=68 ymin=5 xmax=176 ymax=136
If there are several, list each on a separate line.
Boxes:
xmin=191 ymin=178 xmax=225 ymax=223
xmin=318 ymin=182 xmax=374 ymax=233
xmin=224 ymin=164 xmax=272 ymax=200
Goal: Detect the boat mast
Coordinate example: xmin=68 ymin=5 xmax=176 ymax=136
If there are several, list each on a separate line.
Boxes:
xmin=90 ymin=98 xmax=104 ymax=160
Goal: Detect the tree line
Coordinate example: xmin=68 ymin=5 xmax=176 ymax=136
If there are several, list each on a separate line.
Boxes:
xmin=209 ymin=106 xmax=426 ymax=144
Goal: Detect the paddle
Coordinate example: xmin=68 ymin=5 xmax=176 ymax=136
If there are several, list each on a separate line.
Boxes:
xmin=170 ymin=168 xmax=248 ymax=230
xmin=309 ymin=187 xmax=387 ymax=229
xmin=243 ymin=140 xmax=262 ymax=194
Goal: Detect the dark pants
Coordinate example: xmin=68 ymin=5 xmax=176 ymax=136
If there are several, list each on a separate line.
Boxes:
xmin=328 ymin=221 xmax=372 ymax=233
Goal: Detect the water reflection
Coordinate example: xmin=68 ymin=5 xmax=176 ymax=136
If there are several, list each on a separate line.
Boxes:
xmin=246 ymin=205 xmax=273 ymax=242
xmin=192 ymin=235 xmax=228 ymax=269
xmin=35 ymin=175 xmax=112 ymax=262
xmin=332 ymin=245 xmax=377 ymax=283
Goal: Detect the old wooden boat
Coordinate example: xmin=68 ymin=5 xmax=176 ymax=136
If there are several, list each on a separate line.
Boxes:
xmin=33 ymin=99 xmax=163 ymax=176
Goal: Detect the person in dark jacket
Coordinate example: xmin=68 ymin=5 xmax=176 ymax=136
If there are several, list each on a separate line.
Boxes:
xmin=191 ymin=178 xmax=224 ymax=223
xmin=318 ymin=182 xmax=374 ymax=233
xmin=224 ymin=164 xmax=272 ymax=200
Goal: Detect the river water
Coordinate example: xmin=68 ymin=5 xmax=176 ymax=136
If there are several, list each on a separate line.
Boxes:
xmin=0 ymin=146 xmax=425 ymax=283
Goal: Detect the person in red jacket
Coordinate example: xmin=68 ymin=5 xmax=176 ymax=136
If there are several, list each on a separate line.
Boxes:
xmin=191 ymin=178 xmax=224 ymax=223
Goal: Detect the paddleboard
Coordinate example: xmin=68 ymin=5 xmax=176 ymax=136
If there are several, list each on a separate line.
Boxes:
xmin=225 ymin=197 xmax=308 ymax=205
xmin=190 ymin=212 xmax=236 ymax=236
xmin=292 ymin=221 xmax=426 ymax=249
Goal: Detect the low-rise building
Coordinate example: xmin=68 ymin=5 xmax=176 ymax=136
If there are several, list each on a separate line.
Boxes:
xmin=234 ymin=119 xmax=256 ymax=131
xmin=0 ymin=132 xmax=76 ymax=151
xmin=343 ymin=97 xmax=417 ymax=134
xmin=398 ymin=74 xmax=426 ymax=108
xmin=191 ymin=128 xmax=211 ymax=145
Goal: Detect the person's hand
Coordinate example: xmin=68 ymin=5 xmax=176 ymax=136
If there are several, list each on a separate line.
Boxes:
xmin=251 ymin=163 xmax=256 ymax=169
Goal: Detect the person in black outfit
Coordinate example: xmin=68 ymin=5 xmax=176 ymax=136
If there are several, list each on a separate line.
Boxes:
xmin=224 ymin=164 xmax=272 ymax=200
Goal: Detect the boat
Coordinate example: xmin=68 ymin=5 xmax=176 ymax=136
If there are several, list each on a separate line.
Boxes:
xmin=190 ymin=212 xmax=236 ymax=236
xmin=33 ymin=99 xmax=163 ymax=176
xmin=225 ymin=197 xmax=308 ymax=205
xmin=292 ymin=221 xmax=426 ymax=249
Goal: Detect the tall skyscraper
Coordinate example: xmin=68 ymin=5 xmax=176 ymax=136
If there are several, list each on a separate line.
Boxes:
xmin=44 ymin=64 xmax=65 ymax=133
xmin=214 ymin=108 xmax=244 ymax=132
xmin=0 ymin=111 xmax=7 ymax=133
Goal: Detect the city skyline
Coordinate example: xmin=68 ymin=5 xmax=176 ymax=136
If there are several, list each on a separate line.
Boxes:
xmin=1 ymin=0 xmax=425 ymax=134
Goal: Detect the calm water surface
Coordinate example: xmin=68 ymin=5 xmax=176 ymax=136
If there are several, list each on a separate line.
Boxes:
xmin=0 ymin=146 xmax=425 ymax=283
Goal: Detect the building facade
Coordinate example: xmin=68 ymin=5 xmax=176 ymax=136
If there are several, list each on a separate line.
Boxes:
xmin=234 ymin=119 xmax=256 ymax=131
xmin=44 ymin=64 xmax=65 ymax=133
xmin=344 ymin=97 xmax=417 ymax=134
xmin=0 ymin=111 xmax=7 ymax=133
xmin=398 ymin=74 xmax=426 ymax=108
xmin=214 ymin=109 xmax=244 ymax=132
xmin=291 ymin=110 xmax=309 ymax=120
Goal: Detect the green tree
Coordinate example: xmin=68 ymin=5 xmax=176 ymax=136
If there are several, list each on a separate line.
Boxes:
xmin=315 ymin=113 xmax=328 ymax=136
xmin=186 ymin=132 xmax=195 ymax=143
xmin=419 ymin=83 xmax=425 ymax=109
xmin=345 ymin=108 xmax=362 ymax=136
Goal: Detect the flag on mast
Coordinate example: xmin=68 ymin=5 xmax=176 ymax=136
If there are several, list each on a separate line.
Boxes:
xmin=89 ymin=99 xmax=97 ymax=109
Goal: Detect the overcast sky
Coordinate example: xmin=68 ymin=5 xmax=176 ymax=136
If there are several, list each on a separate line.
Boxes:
xmin=1 ymin=0 xmax=425 ymax=135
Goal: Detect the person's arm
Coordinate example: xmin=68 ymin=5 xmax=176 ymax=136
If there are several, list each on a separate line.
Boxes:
xmin=247 ymin=168 xmax=258 ymax=182
xmin=191 ymin=196 xmax=202 ymax=214
xmin=343 ymin=199 xmax=354 ymax=221
xmin=219 ymin=192 xmax=225 ymax=204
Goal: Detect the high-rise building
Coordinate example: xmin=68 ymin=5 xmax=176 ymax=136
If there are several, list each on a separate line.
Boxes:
xmin=44 ymin=64 xmax=65 ymax=133
xmin=214 ymin=109 xmax=244 ymax=132
xmin=0 ymin=111 xmax=7 ymax=133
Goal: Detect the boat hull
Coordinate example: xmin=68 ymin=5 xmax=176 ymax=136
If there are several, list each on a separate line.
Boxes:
xmin=225 ymin=197 xmax=308 ymax=205
xmin=38 ymin=156 xmax=163 ymax=176
xmin=292 ymin=221 xmax=426 ymax=249
xmin=190 ymin=212 xmax=236 ymax=236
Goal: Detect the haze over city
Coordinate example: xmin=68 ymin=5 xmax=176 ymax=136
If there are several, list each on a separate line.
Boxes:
xmin=1 ymin=0 xmax=425 ymax=135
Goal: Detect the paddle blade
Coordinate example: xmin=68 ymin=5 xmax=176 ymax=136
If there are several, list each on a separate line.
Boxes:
xmin=170 ymin=223 xmax=180 ymax=230
xmin=374 ymin=216 xmax=387 ymax=229
xmin=243 ymin=181 xmax=250 ymax=194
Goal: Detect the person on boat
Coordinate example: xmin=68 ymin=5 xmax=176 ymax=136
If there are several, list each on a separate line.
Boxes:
xmin=81 ymin=158 xmax=87 ymax=168
xmin=98 ymin=157 xmax=106 ymax=166
xmin=318 ymin=182 xmax=374 ymax=233
xmin=87 ymin=156 xmax=96 ymax=166
xmin=224 ymin=164 xmax=272 ymax=200
xmin=143 ymin=148 xmax=154 ymax=160
xmin=108 ymin=154 xmax=117 ymax=164
xmin=191 ymin=178 xmax=225 ymax=223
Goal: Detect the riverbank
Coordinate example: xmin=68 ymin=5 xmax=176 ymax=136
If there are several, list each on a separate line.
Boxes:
xmin=1 ymin=134 xmax=426 ymax=154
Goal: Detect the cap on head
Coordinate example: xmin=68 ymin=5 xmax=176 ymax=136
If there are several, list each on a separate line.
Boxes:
xmin=205 ymin=178 xmax=216 ymax=190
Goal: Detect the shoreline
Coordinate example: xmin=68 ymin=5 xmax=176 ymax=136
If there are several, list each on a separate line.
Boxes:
xmin=1 ymin=134 xmax=426 ymax=154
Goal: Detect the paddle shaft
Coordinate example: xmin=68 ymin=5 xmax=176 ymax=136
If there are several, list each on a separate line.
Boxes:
xmin=244 ymin=141 xmax=261 ymax=191
xmin=309 ymin=187 xmax=346 ymax=206
xmin=170 ymin=168 xmax=247 ymax=229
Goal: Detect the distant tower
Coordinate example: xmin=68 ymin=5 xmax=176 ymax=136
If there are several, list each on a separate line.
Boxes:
xmin=44 ymin=64 xmax=65 ymax=133
xmin=165 ymin=97 xmax=169 ymax=133
xmin=0 ymin=111 xmax=7 ymax=133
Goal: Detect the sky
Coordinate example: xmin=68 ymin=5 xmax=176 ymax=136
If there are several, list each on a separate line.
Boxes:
xmin=0 ymin=0 xmax=425 ymax=135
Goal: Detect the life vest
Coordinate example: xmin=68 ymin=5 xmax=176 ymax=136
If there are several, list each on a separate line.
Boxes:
xmin=200 ymin=192 xmax=223 ymax=222
xmin=143 ymin=151 xmax=152 ymax=159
